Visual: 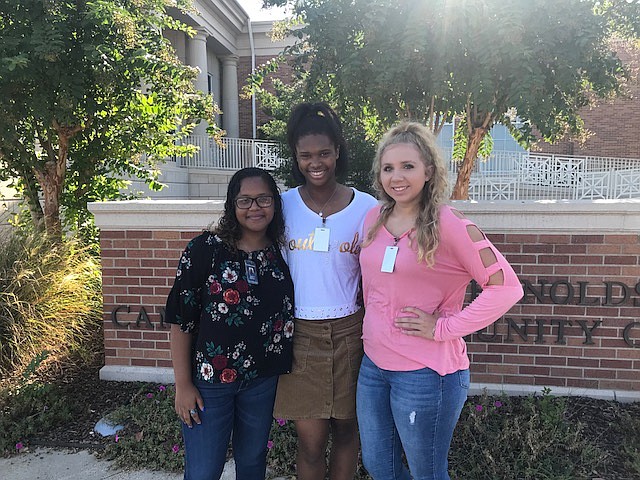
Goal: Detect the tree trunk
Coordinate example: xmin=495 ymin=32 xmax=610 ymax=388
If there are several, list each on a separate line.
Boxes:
xmin=451 ymin=127 xmax=488 ymax=200
xmin=34 ymin=128 xmax=72 ymax=239
xmin=34 ymin=161 xmax=64 ymax=238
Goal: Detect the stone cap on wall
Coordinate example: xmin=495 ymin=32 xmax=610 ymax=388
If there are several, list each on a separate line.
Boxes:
xmin=452 ymin=199 xmax=640 ymax=233
xmin=89 ymin=198 xmax=640 ymax=234
xmin=88 ymin=200 xmax=224 ymax=231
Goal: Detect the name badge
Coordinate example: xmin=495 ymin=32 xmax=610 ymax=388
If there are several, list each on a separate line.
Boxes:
xmin=313 ymin=227 xmax=330 ymax=252
xmin=245 ymin=259 xmax=259 ymax=285
xmin=381 ymin=246 xmax=399 ymax=273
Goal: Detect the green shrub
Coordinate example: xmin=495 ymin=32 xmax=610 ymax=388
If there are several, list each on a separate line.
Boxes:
xmin=0 ymin=231 xmax=102 ymax=376
xmin=267 ymin=418 xmax=297 ymax=477
xmin=449 ymin=389 xmax=606 ymax=480
xmin=0 ymin=353 xmax=76 ymax=455
xmin=613 ymin=405 xmax=640 ymax=476
xmin=100 ymin=386 xmax=605 ymax=479
xmin=101 ymin=384 xmax=185 ymax=472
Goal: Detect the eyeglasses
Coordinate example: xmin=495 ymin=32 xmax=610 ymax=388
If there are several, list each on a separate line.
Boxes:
xmin=234 ymin=195 xmax=274 ymax=209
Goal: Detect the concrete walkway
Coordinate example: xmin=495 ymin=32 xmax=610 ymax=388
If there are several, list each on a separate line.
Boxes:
xmin=0 ymin=448 xmax=240 ymax=480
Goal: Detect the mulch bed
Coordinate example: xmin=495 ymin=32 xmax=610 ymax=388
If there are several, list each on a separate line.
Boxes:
xmin=30 ymin=368 xmax=144 ymax=451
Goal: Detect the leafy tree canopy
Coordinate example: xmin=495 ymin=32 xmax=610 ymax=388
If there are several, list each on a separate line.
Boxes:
xmin=261 ymin=0 xmax=639 ymax=198
xmin=0 ymin=0 xmax=220 ymax=239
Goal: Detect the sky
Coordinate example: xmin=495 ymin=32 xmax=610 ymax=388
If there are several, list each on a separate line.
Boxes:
xmin=236 ymin=0 xmax=289 ymax=21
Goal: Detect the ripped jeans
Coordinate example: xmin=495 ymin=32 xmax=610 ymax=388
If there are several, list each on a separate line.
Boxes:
xmin=356 ymin=354 xmax=469 ymax=480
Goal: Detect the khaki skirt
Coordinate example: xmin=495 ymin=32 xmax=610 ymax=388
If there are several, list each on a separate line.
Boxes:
xmin=274 ymin=309 xmax=364 ymax=420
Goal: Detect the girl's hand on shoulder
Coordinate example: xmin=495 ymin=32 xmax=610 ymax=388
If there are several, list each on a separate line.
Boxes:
xmin=175 ymin=381 xmax=205 ymax=428
xmin=395 ymin=306 xmax=438 ymax=340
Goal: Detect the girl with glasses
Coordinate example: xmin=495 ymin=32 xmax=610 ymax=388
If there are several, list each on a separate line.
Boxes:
xmin=273 ymin=103 xmax=378 ymax=480
xmin=166 ymin=167 xmax=294 ymax=480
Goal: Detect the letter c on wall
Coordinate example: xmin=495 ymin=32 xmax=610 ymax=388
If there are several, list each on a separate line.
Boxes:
xmin=623 ymin=322 xmax=640 ymax=348
xmin=111 ymin=305 xmax=131 ymax=328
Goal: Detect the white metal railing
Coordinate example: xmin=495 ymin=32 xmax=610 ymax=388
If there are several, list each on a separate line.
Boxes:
xmin=448 ymin=151 xmax=640 ymax=200
xmin=173 ymin=138 xmax=640 ymax=200
xmin=174 ymin=136 xmax=285 ymax=171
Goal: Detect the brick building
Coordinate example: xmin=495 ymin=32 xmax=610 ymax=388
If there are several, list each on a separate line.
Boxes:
xmin=536 ymin=40 xmax=640 ymax=159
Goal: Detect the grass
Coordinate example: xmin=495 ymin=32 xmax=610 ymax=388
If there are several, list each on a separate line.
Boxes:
xmin=0 ymin=232 xmax=103 ymax=377
xmin=0 ymin=229 xmax=103 ymax=455
xmin=0 ymin=354 xmax=77 ymax=454
xmin=99 ymin=384 xmax=185 ymax=472
xmin=450 ymin=390 xmax=604 ymax=480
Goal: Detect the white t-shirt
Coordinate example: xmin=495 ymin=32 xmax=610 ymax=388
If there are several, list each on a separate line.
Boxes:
xmin=282 ymin=186 xmax=378 ymax=320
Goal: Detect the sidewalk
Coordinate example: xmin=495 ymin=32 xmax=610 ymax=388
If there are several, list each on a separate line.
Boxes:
xmin=0 ymin=448 xmax=240 ymax=480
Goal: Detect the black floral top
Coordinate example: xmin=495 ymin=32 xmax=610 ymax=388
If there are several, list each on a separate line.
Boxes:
xmin=165 ymin=232 xmax=295 ymax=384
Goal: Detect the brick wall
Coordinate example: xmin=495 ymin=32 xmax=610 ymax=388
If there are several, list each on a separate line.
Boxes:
xmin=467 ymin=232 xmax=640 ymax=394
xmin=536 ymin=41 xmax=640 ymax=159
xmin=89 ymin=200 xmax=640 ymax=400
xmin=101 ymin=229 xmax=198 ymax=371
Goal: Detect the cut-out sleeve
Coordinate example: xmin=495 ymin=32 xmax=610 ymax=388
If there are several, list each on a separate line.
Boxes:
xmin=434 ymin=212 xmax=523 ymax=341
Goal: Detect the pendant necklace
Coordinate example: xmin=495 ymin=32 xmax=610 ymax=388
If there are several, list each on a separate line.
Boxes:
xmin=304 ymin=184 xmax=339 ymax=225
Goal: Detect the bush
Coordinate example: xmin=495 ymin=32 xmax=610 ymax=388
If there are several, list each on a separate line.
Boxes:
xmin=449 ymin=388 xmax=606 ymax=480
xmin=0 ymin=353 xmax=76 ymax=455
xmin=0 ymin=231 xmax=103 ymax=376
xmin=101 ymin=384 xmax=184 ymax=472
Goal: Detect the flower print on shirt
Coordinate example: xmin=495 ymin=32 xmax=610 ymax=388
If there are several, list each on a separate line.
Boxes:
xmin=200 ymin=361 xmax=214 ymax=381
xmin=220 ymin=368 xmax=237 ymax=383
xmin=262 ymin=295 xmax=294 ymax=355
xmin=166 ymin=233 xmax=294 ymax=384
xmin=209 ymin=280 xmax=222 ymax=295
xmin=223 ymin=289 xmax=240 ymax=305
xmin=222 ymin=265 xmax=239 ymax=284
xmin=283 ymin=320 xmax=294 ymax=338
xmin=236 ymin=280 xmax=249 ymax=293
xmin=212 ymin=354 xmax=227 ymax=370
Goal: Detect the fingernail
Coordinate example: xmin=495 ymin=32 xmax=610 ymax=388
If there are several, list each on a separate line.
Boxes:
xmin=201 ymin=406 xmax=205 ymax=411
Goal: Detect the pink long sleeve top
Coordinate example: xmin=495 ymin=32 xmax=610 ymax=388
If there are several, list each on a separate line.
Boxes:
xmin=360 ymin=204 xmax=524 ymax=376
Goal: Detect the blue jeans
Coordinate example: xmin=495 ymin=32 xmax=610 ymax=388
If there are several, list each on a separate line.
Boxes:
xmin=356 ymin=355 xmax=469 ymax=480
xmin=182 ymin=376 xmax=278 ymax=480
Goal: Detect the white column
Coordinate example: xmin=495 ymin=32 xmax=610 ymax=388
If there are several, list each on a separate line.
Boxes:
xmin=222 ymin=55 xmax=240 ymax=138
xmin=187 ymin=29 xmax=209 ymax=136
xmin=209 ymin=54 xmax=222 ymax=127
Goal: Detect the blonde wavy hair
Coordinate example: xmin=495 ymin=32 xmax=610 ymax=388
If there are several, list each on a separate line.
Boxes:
xmin=365 ymin=122 xmax=449 ymax=266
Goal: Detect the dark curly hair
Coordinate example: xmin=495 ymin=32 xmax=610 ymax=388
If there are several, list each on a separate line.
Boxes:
xmin=214 ymin=167 xmax=285 ymax=250
xmin=286 ymin=102 xmax=348 ymax=184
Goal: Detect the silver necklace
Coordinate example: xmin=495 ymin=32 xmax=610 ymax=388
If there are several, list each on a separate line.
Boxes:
xmin=304 ymin=184 xmax=339 ymax=225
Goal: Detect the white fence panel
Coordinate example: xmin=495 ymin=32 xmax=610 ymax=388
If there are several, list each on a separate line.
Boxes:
xmin=176 ymin=136 xmax=284 ymax=171
xmin=176 ymin=139 xmax=640 ymax=200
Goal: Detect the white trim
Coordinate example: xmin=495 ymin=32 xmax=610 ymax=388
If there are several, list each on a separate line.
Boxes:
xmin=89 ymin=199 xmax=640 ymax=233
xmin=100 ymin=365 xmax=175 ymax=384
xmin=470 ymin=382 xmax=640 ymax=403
xmin=88 ymin=200 xmax=224 ymax=230
xmin=98 ymin=366 xmax=640 ymax=402
xmin=451 ymin=199 xmax=640 ymax=233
